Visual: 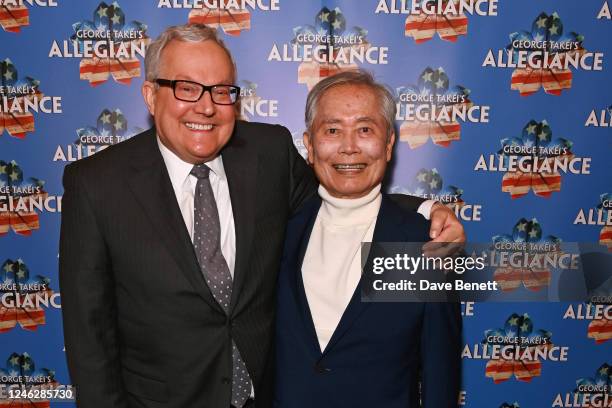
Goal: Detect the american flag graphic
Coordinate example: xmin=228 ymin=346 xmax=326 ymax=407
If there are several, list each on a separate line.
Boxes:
xmin=188 ymin=6 xmax=250 ymax=36
xmin=0 ymin=161 xmax=48 ymax=237
xmin=405 ymin=0 xmax=468 ymax=43
xmin=0 ymin=353 xmax=58 ymax=408
xmin=483 ymin=313 xmax=552 ymax=383
xmin=0 ymin=59 xmax=43 ymax=139
xmin=73 ymin=2 xmax=149 ymax=86
xmin=574 ymin=364 xmax=611 ymax=406
xmin=398 ymin=67 xmax=473 ymax=149
xmin=597 ymin=194 xmax=612 ymax=251
xmin=507 ymin=12 xmax=585 ymax=96
xmin=294 ymin=7 xmax=369 ymax=90
xmin=0 ymin=259 xmax=52 ymax=333
xmin=499 ymin=120 xmax=574 ymax=199
xmin=587 ymin=317 xmax=612 ymax=344
xmin=492 ymin=218 xmax=559 ymax=292
xmin=0 ymin=3 xmax=28 ymax=33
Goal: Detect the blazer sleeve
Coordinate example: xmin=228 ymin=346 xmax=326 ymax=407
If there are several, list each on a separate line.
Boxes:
xmin=281 ymin=126 xmax=318 ymax=215
xmin=59 ymin=164 xmax=128 ymax=408
xmin=420 ymin=301 xmax=462 ymax=408
xmin=388 ymin=193 xmax=427 ymax=213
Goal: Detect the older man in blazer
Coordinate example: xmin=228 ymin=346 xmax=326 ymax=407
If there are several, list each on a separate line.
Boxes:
xmin=59 ymin=25 xmax=464 ymax=408
xmin=275 ymin=71 xmax=462 ymax=407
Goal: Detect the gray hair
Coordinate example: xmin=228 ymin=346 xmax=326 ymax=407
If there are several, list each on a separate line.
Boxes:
xmin=144 ymin=24 xmax=237 ymax=82
xmin=304 ymin=70 xmax=396 ymax=136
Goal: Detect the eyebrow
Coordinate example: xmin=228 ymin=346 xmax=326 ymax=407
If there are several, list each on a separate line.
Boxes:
xmin=321 ymin=117 xmax=376 ymax=124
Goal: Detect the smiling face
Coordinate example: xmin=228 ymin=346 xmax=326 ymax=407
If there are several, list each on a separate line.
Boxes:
xmin=142 ymin=39 xmax=236 ymax=164
xmin=304 ymin=84 xmax=395 ymax=199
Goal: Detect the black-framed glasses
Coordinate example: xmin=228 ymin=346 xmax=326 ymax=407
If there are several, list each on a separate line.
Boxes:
xmin=155 ymin=79 xmax=240 ymax=105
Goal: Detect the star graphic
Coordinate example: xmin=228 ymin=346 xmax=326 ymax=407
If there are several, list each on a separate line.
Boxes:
xmin=332 ymin=19 xmax=342 ymax=30
xmin=9 ymin=171 xmax=19 ymax=182
xmin=421 ymin=72 xmax=433 ymax=82
xmin=533 ymin=33 xmax=544 ymax=42
xmin=528 ymin=229 xmax=538 ymax=239
xmin=536 ymin=17 xmax=547 ymax=29
xmin=508 ymin=316 xmax=519 ymax=326
xmin=435 ymin=78 xmax=445 ymax=89
xmin=0 ymin=163 xmax=6 ymax=174
xmin=537 ymin=131 xmax=548 ymax=141
xmin=526 ymin=124 xmax=536 ymax=134
xmin=100 ymin=128 xmax=110 ymax=137
xmin=100 ymin=113 xmax=111 ymax=124
xmin=22 ymin=362 xmax=30 ymax=370
xmin=97 ymin=6 xmax=107 ymax=18
xmin=317 ymin=27 xmax=326 ymax=36
xmin=417 ymin=172 xmax=428 ymax=182
xmin=113 ymin=118 xmax=123 ymax=130
xmin=520 ymin=323 xmax=530 ymax=332
xmin=319 ymin=11 xmax=329 ymax=22
xmin=3 ymin=70 xmax=13 ymax=80
xmin=549 ymin=24 xmax=559 ymax=35
xmin=16 ymin=269 xmax=25 ymax=279
xmin=111 ymin=14 xmax=121 ymax=25
xmin=9 ymin=370 xmax=18 ymax=377
xmin=516 ymin=222 xmax=527 ymax=232
xmin=3 ymin=263 xmax=12 ymax=273
xmin=599 ymin=366 xmax=608 ymax=375
xmin=429 ymin=179 xmax=439 ymax=189
xmin=9 ymin=356 xmax=19 ymax=366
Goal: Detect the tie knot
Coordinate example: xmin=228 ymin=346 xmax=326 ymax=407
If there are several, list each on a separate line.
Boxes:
xmin=191 ymin=164 xmax=211 ymax=179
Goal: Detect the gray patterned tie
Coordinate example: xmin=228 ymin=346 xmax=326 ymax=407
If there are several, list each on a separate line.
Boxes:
xmin=191 ymin=164 xmax=252 ymax=408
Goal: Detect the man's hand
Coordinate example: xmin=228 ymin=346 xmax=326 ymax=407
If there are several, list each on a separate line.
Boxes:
xmin=423 ymin=203 xmax=466 ymax=257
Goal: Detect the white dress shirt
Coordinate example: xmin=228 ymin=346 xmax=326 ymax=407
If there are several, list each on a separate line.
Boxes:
xmin=157 ymin=137 xmax=236 ymax=277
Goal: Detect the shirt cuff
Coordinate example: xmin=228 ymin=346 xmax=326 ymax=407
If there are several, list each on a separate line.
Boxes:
xmin=417 ymin=199 xmax=437 ymax=220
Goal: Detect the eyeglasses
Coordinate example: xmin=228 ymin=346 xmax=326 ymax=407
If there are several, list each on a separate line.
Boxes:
xmin=155 ymin=79 xmax=241 ymax=105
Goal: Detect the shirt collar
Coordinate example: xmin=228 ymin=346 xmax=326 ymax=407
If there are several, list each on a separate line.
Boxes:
xmin=156 ymin=135 xmax=227 ymax=189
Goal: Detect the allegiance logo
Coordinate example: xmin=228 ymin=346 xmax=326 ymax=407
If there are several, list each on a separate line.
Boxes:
xmin=0 ymin=160 xmax=61 ymax=236
xmin=552 ymin=363 xmax=611 ymax=407
xmin=268 ymin=7 xmax=388 ymax=90
xmin=0 ymin=259 xmax=59 ymax=333
xmin=0 ymin=352 xmax=61 ymax=405
xmin=488 ymin=218 xmax=576 ymax=293
xmin=483 ymin=12 xmax=604 ymax=96
xmin=390 ymin=168 xmax=482 ymax=222
xmin=159 ymin=0 xmax=280 ymax=37
xmin=0 ymin=0 xmax=58 ymax=33
xmin=474 ymin=119 xmax=591 ymax=199
xmin=374 ymin=0 xmax=499 ymax=43
xmin=49 ymin=1 xmax=149 ymax=86
xmin=585 ymin=105 xmax=612 ymax=128
xmin=462 ymin=313 xmax=569 ymax=383
xmin=0 ymin=58 xmax=62 ymax=139
xmin=395 ymin=66 xmax=489 ymax=149
xmin=238 ymin=80 xmax=279 ymax=120
xmin=564 ymin=302 xmax=612 ymax=345
xmin=53 ymin=108 xmax=141 ymax=162
xmin=573 ymin=193 xmax=612 ymax=251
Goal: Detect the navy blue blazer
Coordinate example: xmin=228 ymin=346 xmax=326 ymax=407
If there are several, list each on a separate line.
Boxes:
xmin=274 ymin=194 xmax=462 ymax=408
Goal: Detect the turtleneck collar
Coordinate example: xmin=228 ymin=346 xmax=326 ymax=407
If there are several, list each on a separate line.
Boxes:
xmin=318 ymin=184 xmax=382 ymax=226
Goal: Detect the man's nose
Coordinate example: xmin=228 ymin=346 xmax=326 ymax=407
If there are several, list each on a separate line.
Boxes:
xmin=193 ymin=90 xmax=216 ymax=116
xmin=339 ymin=133 xmax=360 ymax=154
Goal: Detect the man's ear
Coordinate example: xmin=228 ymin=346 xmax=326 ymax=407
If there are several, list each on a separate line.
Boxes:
xmin=386 ymin=131 xmax=396 ymax=162
xmin=303 ymin=132 xmax=314 ymax=165
xmin=142 ymin=81 xmax=156 ymax=115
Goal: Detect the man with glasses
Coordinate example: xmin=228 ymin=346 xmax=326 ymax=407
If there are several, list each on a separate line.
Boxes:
xmin=59 ymin=24 xmax=465 ymax=408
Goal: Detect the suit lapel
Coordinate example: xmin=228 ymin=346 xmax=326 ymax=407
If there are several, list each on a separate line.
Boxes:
xmin=125 ymin=129 xmax=223 ymax=313
xmin=220 ymin=125 xmax=258 ymax=314
xmin=322 ymin=195 xmax=406 ymax=356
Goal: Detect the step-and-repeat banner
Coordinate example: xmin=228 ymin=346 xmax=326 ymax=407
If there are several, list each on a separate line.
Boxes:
xmin=1 ymin=0 xmax=611 ymax=406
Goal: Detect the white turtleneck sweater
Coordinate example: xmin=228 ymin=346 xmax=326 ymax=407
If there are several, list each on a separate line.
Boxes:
xmin=302 ymin=184 xmax=382 ymax=352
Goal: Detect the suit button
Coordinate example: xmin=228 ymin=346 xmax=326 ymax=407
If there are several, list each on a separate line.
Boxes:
xmin=221 ymin=377 xmax=231 ymax=385
xmin=314 ymin=363 xmax=330 ymax=374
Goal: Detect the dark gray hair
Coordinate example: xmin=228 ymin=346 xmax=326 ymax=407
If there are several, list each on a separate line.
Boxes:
xmin=304 ymin=70 xmax=396 ymax=136
xmin=144 ymin=24 xmax=237 ymax=82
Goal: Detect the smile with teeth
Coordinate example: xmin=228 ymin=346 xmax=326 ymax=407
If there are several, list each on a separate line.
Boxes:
xmin=185 ymin=122 xmax=214 ymax=131
xmin=333 ymin=163 xmax=367 ymax=170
